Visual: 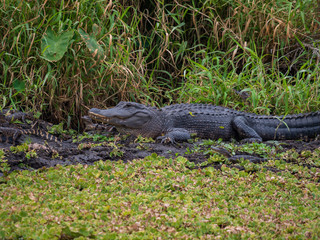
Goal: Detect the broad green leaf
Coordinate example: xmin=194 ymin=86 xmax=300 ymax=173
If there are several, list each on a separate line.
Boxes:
xmin=41 ymin=29 xmax=74 ymax=62
xmin=78 ymin=28 xmax=104 ymax=61
xmin=13 ymin=79 xmax=25 ymax=92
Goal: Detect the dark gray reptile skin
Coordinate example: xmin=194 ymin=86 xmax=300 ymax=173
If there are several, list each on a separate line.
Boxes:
xmin=89 ymin=102 xmax=320 ymax=143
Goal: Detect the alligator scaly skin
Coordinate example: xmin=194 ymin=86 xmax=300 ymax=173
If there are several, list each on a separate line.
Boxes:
xmin=0 ymin=127 xmax=61 ymax=145
xmin=161 ymin=103 xmax=320 ymax=141
xmin=0 ymin=109 xmax=34 ymax=123
xmin=89 ymin=102 xmax=320 ymax=143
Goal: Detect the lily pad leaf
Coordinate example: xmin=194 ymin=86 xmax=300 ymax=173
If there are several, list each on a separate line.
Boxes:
xmin=41 ymin=29 xmax=74 ymax=62
xmin=78 ymin=28 xmax=104 ymax=61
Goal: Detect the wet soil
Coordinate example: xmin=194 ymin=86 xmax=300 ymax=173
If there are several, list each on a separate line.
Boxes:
xmin=1 ymin=130 xmax=320 ymax=176
xmin=0 ymin=119 xmax=320 ymax=176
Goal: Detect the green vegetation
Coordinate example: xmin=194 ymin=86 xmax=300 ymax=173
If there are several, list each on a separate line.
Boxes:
xmin=0 ymin=155 xmax=319 ymax=239
xmin=10 ymin=141 xmax=38 ymax=160
xmin=1 ymin=0 xmax=320 ymax=238
xmin=0 ymin=138 xmax=319 ymax=238
xmin=1 ymin=0 xmax=320 ymax=125
xmin=9 ymin=142 xmax=30 ymax=154
xmin=0 ymin=149 xmax=10 ymax=176
xmin=75 ymin=132 xmax=115 ymax=143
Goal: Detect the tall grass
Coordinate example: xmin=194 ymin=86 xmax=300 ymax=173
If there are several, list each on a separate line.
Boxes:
xmin=0 ymin=0 xmax=319 ymax=126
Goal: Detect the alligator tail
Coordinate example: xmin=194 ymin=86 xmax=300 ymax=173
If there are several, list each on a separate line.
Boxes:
xmin=20 ymin=129 xmax=62 ymax=142
xmin=253 ymin=112 xmax=320 ymax=140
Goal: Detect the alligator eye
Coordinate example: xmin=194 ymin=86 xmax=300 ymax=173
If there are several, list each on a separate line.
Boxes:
xmin=124 ymin=103 xmax=138 ymax=108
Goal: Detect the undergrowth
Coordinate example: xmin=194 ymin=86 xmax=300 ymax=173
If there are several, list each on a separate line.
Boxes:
xmin=1 ymin=0 xmax=320 ymax=128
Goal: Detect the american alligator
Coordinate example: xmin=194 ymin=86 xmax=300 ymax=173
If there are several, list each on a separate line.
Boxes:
xmin=88 ymin=102 xmax=320 ymax=143
xmin=0 ymin=127 xmax=61 ymax=145
xmin=0 ymin=109 xmax=65 ymax=144
xmin=0 ymin=109 xmax=34 ymax=123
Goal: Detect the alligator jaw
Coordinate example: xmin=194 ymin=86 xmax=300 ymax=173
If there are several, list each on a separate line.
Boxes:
xmin=88 ymin=109 xmax=125 ymax=125
xmin=88 ymin=107 xmax=152 ymax=129
xmin=88 ymin=110 xmax=113 ymax=124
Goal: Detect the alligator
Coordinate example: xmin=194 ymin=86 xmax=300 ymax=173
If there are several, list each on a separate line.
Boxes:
xmin=0 ymin=109 xmax=34 ymax=123
xmin=0 ymin=127 xmax=62 ymax=145
xmin=88 ymin=101 xmax=320 ymax=143
xmin=0 ymin=109 xmax=64 ymax=144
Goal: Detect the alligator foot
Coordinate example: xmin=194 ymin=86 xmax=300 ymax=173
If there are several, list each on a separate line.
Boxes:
xmin=156 ymin=136 xmax=175 ymax=144
xmin=0 ymin=127 xmax=22 ymax=145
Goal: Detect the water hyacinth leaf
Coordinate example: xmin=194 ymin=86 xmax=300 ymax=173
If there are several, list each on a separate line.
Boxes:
xmin=78 ymin=28 xmax=104 ymax=61
xmin=41 ymin=29 xmax=74 ymax=62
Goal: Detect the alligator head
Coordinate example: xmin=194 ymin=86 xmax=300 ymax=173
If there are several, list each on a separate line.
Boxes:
xmin=88 ymin=102 xmax=163 ymax=138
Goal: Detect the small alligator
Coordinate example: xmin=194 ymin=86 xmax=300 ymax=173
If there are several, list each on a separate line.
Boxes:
xmin=0 ymin=127 xmax=61 ymax=145
xmin=0 ymin=109 xmax=34 ymax=123
xmin=88 ymin=102 xmax=320 ymax=143
xmin=0 ymin=109 xmax=62 ymax=144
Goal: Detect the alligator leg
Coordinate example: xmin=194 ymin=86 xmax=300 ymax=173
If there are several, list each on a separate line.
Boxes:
xmin=157 ymin=128 xmax=191 ymax=143
xmin=232 ymin=116 xmax=263 ymax=143
xmin=0 ymin=127 xmax=22 ymax=144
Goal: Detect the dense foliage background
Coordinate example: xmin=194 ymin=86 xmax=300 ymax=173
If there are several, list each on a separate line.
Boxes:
xmin=1 ymin=0 xmax=320 ymax=128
